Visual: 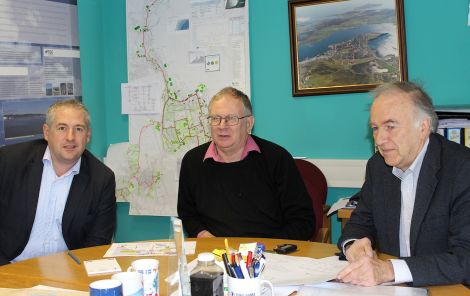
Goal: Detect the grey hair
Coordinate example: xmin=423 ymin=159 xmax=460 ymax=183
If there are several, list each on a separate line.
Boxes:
xmin=372 ymin=81 xmax=438 ymax=132
xmin=46 ymin=99 xmax=90 ymax=129
xmin=209 ymin=87 xmax=253 ymax=115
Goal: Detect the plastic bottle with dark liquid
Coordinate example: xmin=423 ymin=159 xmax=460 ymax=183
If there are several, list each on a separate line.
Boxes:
xmin=190 ymin=252 xmax=224 ymax=296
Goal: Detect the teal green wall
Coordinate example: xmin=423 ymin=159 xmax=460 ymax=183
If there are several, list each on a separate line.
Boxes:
xmin=77 ymin=0 xmax=470 ymax=243
xmin=77 ymin=1 xmax=106 ymax=157
xmin=250 ymin=0 xmax=470 ymax=158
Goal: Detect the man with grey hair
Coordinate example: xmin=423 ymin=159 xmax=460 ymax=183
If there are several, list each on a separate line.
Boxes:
xmin=336 ymin=81 xmax=470 ymax=287
xmin=178 ymin=87 xmax=314 ymax=240
xmin=0 ymin=99 xmax=116 ymax=265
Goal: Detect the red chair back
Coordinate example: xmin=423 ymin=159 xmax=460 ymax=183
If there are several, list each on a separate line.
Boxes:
xmin=294 ymin=159 xmax=328 ymax=241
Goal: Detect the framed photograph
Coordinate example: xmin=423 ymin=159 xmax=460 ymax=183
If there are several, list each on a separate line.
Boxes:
xmin=288 ymin=0 xmax=407 ymax=96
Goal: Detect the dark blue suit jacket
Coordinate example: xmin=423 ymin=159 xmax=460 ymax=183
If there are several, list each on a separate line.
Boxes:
xmin=338 ymin=133 xmax=470 ymax=287
xmin=0 ymin=140 xmax=116 ymax=265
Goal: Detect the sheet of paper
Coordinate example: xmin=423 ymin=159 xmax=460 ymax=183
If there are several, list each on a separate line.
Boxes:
xmin=32 ymin=285 xmax=87 ymax=292
xmin=83 ymin=258 xmax=122 ymax=275
xmin=104 ymin=241 xmax=196 ymax=257
xmin=121 ymin=82 xmax=162 ymax=114
xmin=327 ymin=197 xmax=350 ymax=216
xmin=103 ymin=142 xmax=132 ymax=202
xmin=298 ymin=282 xmax=428 ymax=296
xmin=438 ymin=118 xmax=470 ymax=128
xmin=262 ymin=253 xmax=348 ymax=286
xmin=0 ymin=287 xmax=87 ymax=296
xmin=273 ymin=285 xmax=298 ymax=296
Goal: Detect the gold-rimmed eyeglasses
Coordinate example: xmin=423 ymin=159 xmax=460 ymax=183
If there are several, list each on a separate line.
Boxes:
xmin=207 ymin=114 xmax=252 ymax=126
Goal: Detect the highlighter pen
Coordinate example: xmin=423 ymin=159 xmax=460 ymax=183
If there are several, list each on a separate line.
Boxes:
xmin=246 ymin=251 xmax=253 ymax=268
xmin=67 ymin=251 xmax=81 ymax=265
xmin=224 ymin=238 xmax=231 ymax=264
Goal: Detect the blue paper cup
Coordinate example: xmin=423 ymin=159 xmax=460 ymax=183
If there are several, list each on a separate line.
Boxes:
xmin=90 ymin=279 xmax=123 ymax=296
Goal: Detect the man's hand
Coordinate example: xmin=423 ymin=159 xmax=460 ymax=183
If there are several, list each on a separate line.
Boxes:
xmin=336 ymin=256 xmax=395 ymax=286
xmin=197 ymin=230 xmax=215 ymax=238
xmin=345 ymin=237 xmax=375 ymax=262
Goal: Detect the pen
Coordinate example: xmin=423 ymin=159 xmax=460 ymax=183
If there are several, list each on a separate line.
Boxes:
xmin=253 ymin=261 xmax=260 ymax=277
xmin=253 ymin=258 xmax=265 ymax=277
xmin=248 ymin=265 xmax=254 ymax=278
xmin=238 ymin=254 xmax=250 ymax=279
xmin=233 ymin=265 xmax=244 ymax=279
xmin=222 ymin=253 xmax=235 ymax=278
xmin=259 ymin=258 xmax=266 ymax=273
xmin=67 ymin=251 xmax=81 ymax=265
xmin=234 ymin=252 xmax=240 ymax=267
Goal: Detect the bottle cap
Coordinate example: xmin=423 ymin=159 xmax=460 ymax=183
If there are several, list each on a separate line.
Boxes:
xmin=197 ymin=252 xmax=215 ymax=262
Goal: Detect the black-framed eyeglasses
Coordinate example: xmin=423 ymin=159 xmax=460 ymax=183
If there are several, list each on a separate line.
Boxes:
xmin=207 ymin=114 xmax=252 ymax=126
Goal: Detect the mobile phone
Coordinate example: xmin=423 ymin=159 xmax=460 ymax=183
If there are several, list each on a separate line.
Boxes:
xmin=273 ymin=244 xmax=297 ymax=254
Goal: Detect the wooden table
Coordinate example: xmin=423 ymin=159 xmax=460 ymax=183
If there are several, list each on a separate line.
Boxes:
xmin=0 ymin=238 xmax=468 ymax=295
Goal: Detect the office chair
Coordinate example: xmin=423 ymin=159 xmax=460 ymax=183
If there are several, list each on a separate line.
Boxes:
xmin=294 ymin=158 xmax=331 ymax=243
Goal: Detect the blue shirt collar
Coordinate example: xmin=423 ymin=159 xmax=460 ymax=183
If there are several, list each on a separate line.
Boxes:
xmin=43 ymin=146 xmax=81 ymax=177
xmin=392 ymin=137 xmax=429 ymax=180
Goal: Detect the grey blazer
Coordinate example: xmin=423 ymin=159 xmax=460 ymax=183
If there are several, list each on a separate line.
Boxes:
xmin=338 ymin=133 xmax=470 ymax=287
xmin=0 ymin=139 xmax=116 ymax=265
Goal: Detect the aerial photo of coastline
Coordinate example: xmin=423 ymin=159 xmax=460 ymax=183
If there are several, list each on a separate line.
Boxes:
xmin=295 ymin=0 xmax=400 ymax=89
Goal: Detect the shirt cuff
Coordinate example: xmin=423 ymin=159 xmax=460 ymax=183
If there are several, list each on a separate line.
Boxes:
xmin=389 ymin=259 xmax=413 ymax=284
xmin=341 ymin=239 xmax=356 ymax=254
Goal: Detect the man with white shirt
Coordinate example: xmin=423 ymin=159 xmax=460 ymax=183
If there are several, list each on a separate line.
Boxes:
xmin=336 ymin=81 xmax=470 ymax=287
xmin=0 ymin=99 xmax=116 ymax=265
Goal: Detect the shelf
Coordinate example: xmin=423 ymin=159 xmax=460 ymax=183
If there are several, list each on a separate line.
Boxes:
xmin=435 ymin=105 xmax=470 ymax=120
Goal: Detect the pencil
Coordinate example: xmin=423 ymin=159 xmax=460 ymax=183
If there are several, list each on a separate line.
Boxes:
xmin=67 ymin=251 xmax=81 ymax=265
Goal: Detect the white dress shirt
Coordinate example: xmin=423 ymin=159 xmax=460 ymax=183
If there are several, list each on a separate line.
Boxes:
xmin=13 ymin=147 xmax=81 ymax=262
xmin=342 ymin=138 xmax=430 ymax=284
xmin=389 ymin=137 xmax=429 ymax=283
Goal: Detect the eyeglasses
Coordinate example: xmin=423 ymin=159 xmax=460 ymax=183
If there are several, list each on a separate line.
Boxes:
xmin=207 ymin=114 xmax=252 ymax=126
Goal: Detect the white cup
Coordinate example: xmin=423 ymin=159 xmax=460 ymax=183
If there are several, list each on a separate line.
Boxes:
xmin=127 ymin=259 xmax=159 ymax=296
xmin=112 ymin=271 xmax=144 ymax=296
xmin=227 ymin=276 xmax=274 ymax=296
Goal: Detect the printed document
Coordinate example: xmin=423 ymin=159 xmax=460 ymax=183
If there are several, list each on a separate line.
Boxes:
xmin=104 ymin=241 xmax=196 ymax=257
xmin=262 ymin=253 xmax=348 ymax=286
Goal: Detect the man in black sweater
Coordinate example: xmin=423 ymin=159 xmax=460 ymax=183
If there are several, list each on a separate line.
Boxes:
xmin=177 ymin=87 xmax=314 ymax=240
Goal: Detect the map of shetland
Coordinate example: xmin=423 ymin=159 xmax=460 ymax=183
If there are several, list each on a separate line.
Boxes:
xmin=105 ymin=0 xmax=249 ymax=215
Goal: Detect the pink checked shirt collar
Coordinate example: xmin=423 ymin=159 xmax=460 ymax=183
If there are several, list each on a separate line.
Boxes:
xmin=204 ymin=135 xmax=260 ymax=162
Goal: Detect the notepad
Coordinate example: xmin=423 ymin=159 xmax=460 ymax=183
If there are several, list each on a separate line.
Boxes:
xmin=84 ymin=258 xmax=122 ymax=275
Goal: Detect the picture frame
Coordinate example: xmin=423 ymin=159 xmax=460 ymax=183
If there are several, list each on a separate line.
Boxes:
xmin=288 ymin=0 xmax=407 ymax=96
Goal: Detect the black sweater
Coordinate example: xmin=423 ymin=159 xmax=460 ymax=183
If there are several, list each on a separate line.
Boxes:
xmin=177 ymin=135 xmax=315 ymax=240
